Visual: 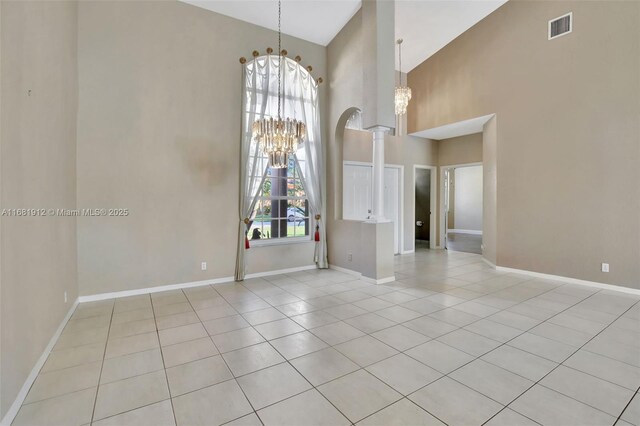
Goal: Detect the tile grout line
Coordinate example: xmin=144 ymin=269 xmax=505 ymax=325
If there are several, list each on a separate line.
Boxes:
xmin=613 ymin=386 xmax=639 ymax=425
xmin=89 ymin=300 xmax=116 ymax=424
xmin=150 ymin=293 xmax=179 ymax=426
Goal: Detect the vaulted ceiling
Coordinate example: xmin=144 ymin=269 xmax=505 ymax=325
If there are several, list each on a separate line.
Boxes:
xmin=180 ymin=0 xmax=507 ymax=71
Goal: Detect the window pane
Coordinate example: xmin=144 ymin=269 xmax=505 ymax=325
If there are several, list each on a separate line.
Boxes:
xmin=261 ymin=179 xmax=271 ymax=198
xmin=287 ymin=180 xmax=301 ymax=198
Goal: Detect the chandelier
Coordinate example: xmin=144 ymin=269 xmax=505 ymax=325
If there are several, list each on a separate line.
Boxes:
xmin=252 ymin=0 xmax=306 ymax=169
xmin=394 ymin=39 xmax=412 ymax=116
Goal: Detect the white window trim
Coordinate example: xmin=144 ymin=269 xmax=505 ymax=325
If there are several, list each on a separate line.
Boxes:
xmin=249 ymin=235 xmax=314 ymax=247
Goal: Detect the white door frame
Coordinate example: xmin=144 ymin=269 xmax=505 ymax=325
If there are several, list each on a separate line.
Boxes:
xmin=439 ymin=162 xmax=482 ymax=250
xmin=343 ymin=161 xmax=404 ymax=255
xmin=413 ymin=165 xmax=437 ymax=250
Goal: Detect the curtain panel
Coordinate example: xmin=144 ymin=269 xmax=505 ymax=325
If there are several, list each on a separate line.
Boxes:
xmin=235 ymin=59 xmax=269 ymax=281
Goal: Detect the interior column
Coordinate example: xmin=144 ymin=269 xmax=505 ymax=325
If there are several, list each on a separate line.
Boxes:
xmin=370 ymin=126 xmax=389 ymax=222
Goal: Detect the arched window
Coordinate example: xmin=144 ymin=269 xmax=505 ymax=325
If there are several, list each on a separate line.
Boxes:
xmin=245 ymin=55 xmax=317 ymax=242
xmin=236 ymin=54 xmax=326 ymax=280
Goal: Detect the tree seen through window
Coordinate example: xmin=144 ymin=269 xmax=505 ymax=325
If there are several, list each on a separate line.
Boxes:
xmin=247 ymin=154 xmax=309 ymax=241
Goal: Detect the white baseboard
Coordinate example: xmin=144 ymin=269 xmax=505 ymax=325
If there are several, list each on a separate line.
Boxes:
xmin=329 ymin=265 xmax=395 ymax=285
xmin=246 ymin=264 xmax=316 ymax=279
xmin=78 ymin=265 xmax=317 ymax=303
xmin=0 ymin=299 xmax=79 ymax=426
xmin=495 ymin=265 xmax=640 ymax=296
xmin=449 ymin=229 xmax=483 ymax=235
xmin=482 ymin=257 xmax=497 ymax=268
xmin=329 ymin=264 xmax=362 ymax=278
xmin=78 ymin=276 xmax=234 ymax=303
xmin=361 ymin=275 xmax=396 ymax=285
xmin=401 ymin=249 xmax=415 ymax=255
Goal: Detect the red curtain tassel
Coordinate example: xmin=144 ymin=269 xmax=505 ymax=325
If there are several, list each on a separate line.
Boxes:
xmin=314 ymin=225 xmax=320 ymax=242
xmin=245 ymin=236 xmax=250 ymax=249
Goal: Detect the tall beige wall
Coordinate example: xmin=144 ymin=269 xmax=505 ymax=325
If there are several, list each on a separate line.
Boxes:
xmin=76 ymin=1 xmax=326 ymax=296
xmin=408 ymin=0 xmax=640 ymax=288
xmin=0 ymin=0 xmax=78 ymax=417
xmin=326 ymin=11 xmax=365 ymax=271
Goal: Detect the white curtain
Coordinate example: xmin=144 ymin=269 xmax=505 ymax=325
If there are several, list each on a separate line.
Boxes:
xmin=235 ymin=55 xmax=326 ymax=281
xmin=285 ymin=57 xmax=327 ymax=268
xmin=235 ymin=57 xmax=269 ymax=281
xmin=288 ymin=61 xmax=327 ymax=268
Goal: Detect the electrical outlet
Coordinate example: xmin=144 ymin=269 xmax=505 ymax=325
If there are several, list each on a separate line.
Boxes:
xmin=201 ymin=262 xmax=207 ymax=271
xmin=601 ymin=263 xmax=609 ymax=273
xmin=64 ymin=291 xmax=67 ymax=303
xmin=348 ymin=253 xmax=353 ymax=262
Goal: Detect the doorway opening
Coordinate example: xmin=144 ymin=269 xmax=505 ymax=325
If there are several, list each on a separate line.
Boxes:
xmin=414 ymin=166 xmax=436 ymax=250
xmin=441 ymin=163 xmax=483 ymax=254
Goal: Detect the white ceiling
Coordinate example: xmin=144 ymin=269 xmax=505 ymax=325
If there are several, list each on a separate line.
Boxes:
xmin=180 ymin=0 xmax=507 ymax=71
xmin=396 ymin=0 xmax=507 ymax=71
xmin=181 ymin=0 xmax=361 ymax=46
xmin=410 ymin=114 xmax=494 ymax=140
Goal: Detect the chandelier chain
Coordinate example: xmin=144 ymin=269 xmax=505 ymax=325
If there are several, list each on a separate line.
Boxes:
xmin=398 ymin=39 xmax=403 ymax=86
xmin=251 ymin=0 xmax=306 ymax=169
xmin=277 ymin=0 xmax=282 ymax=119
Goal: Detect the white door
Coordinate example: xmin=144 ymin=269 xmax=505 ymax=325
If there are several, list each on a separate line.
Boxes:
xmin=343 ymin=164 xmax=372 ymax=220
xmin=343 ymin=163 xmax=401 ymax=254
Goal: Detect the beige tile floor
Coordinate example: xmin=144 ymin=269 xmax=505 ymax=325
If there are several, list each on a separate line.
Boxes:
xmin=12 ymin=249 xmax=640 ymax=426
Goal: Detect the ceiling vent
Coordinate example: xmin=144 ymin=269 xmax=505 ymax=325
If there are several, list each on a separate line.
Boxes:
xmin=549 ymin=12 xmax=572 ymax=40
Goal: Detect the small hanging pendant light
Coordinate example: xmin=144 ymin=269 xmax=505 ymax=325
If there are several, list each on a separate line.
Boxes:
xmin=251 ymin=0 xmax=306 ymax=168
xmin=394 ymin=39 xmax=412 ymax=116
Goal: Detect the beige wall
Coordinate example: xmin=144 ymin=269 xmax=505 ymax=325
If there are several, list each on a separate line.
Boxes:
xmin=409 ymin=0 xmax=640 ymax=288
xmin=326 ymin=11 xmax=365 ymax=271
xmin=438 ymin=133 xmax=482 ymax=166
xmin=76 ymin=1 xmax=326 ymax=296
xmin=0 ymin=0 xmax=78 ymax=417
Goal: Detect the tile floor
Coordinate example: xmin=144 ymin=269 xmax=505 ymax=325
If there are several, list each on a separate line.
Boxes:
xmin=12 ymin=249 xmax=640 ymax=426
